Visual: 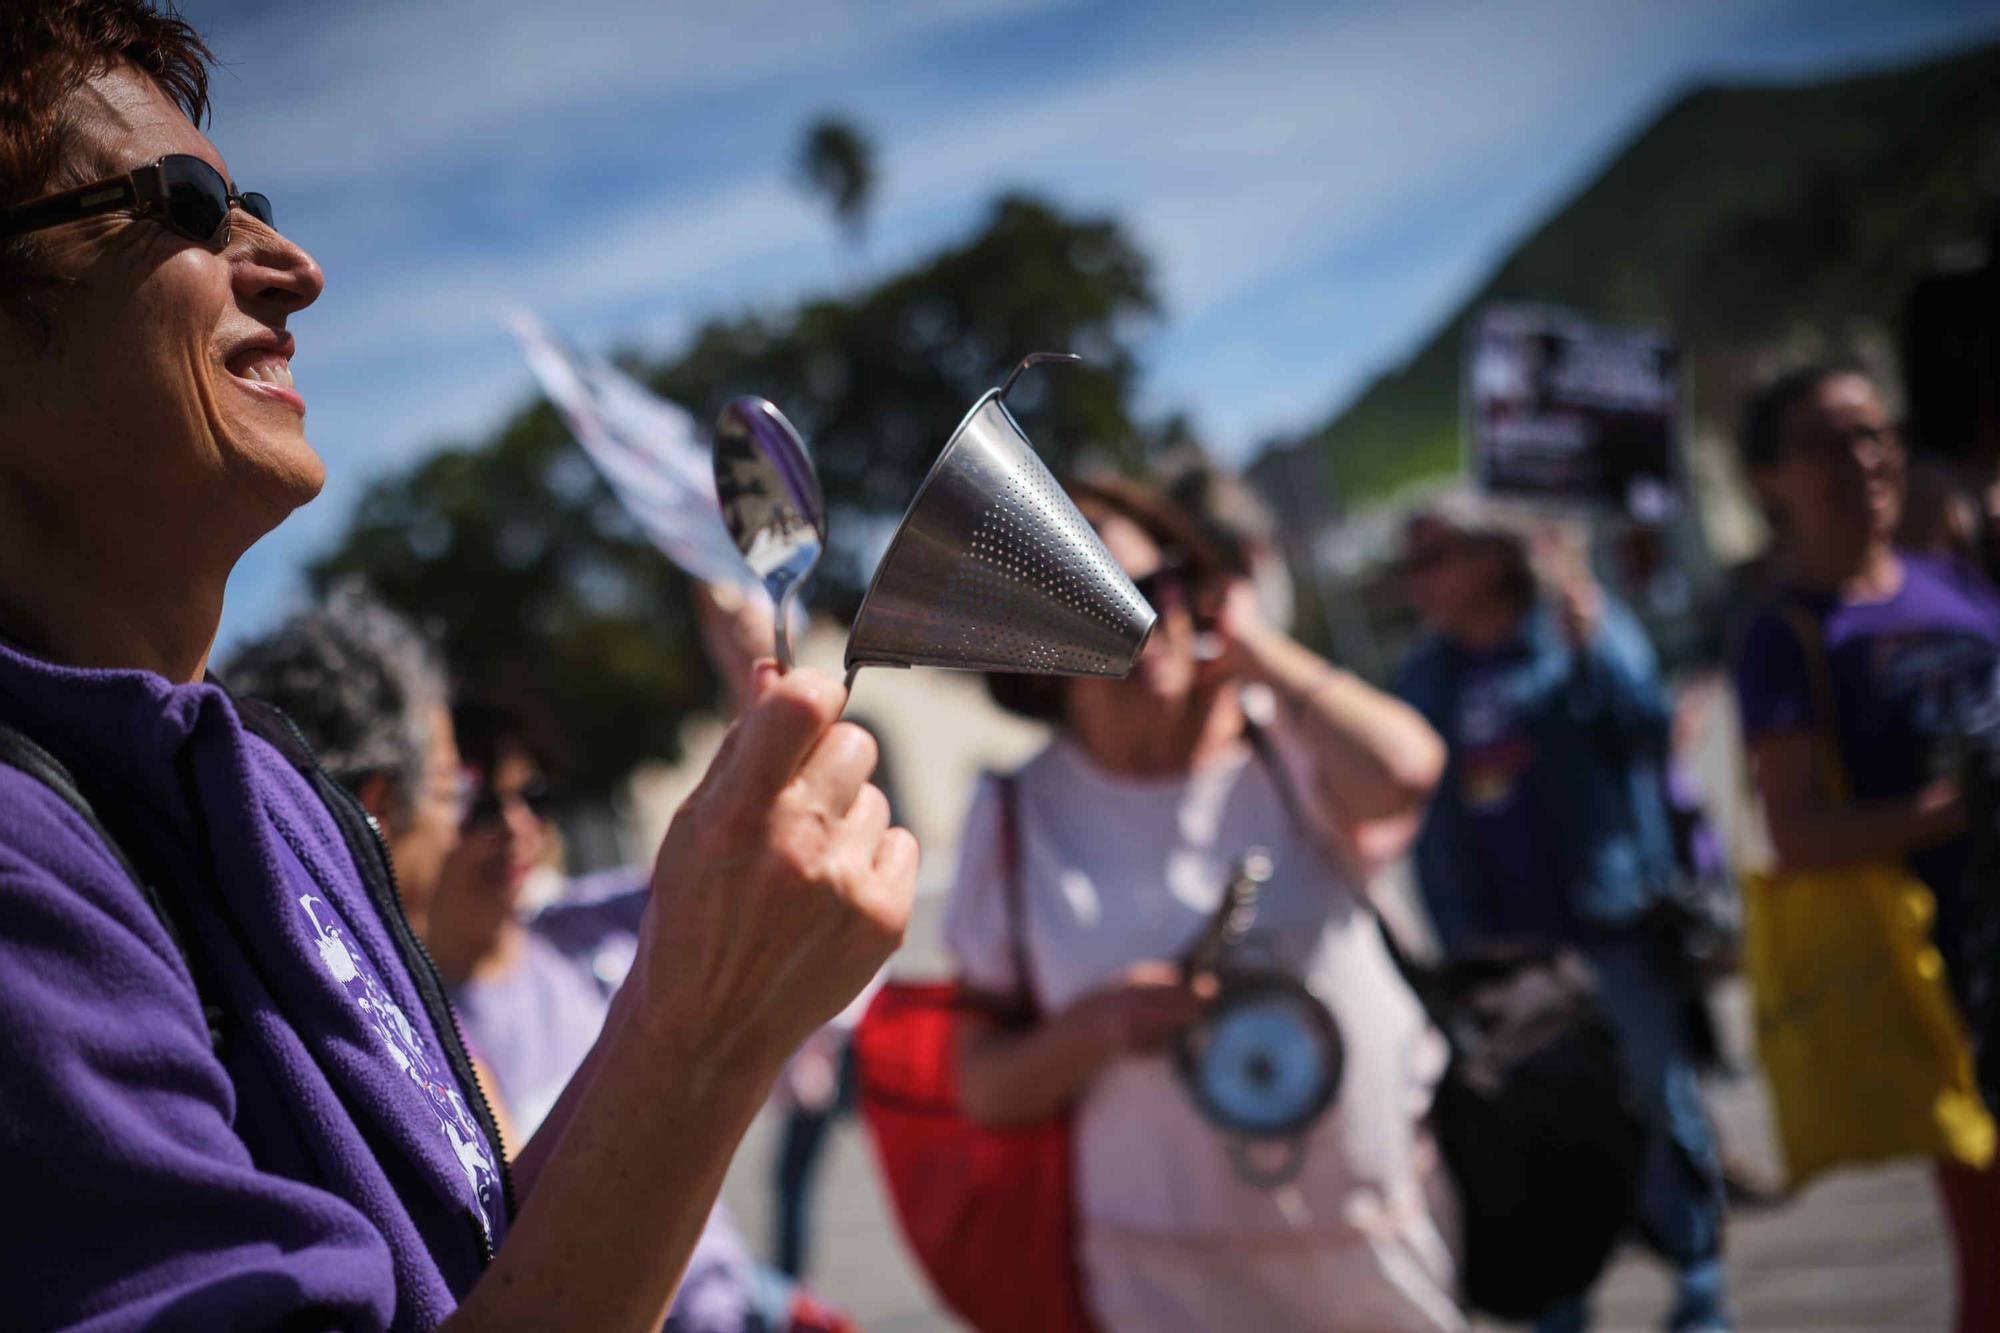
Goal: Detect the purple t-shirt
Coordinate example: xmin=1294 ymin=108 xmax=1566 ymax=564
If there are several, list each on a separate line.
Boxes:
xmin=1733 ymin=553 xmax=2000 ymax=938
xmin=1449 ymin=642 xmax=1573 ymax=941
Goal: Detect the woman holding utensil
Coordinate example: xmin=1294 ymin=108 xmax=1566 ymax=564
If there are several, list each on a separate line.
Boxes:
xmin=945 ymin=477 xmax=1461 ymax=1331
xmin=0 ymin=4 xmax=914 ymax=1328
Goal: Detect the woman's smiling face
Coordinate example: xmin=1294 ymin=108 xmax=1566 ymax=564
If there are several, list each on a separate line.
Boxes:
xmin=1 ymin=62 xmax=325 ymax=551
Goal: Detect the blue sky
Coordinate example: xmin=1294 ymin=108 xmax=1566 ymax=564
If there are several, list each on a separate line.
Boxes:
xmin=186 ymin=0 xmax=2000 ymax=650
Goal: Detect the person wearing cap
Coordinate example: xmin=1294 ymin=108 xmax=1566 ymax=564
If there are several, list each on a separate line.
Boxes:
xmin=1393 ymin=504 xmax=1729 ymax=1333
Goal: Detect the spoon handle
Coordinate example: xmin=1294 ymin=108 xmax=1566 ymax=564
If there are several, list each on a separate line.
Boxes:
xmin=774 ymin=587 xmax=796 ymax=673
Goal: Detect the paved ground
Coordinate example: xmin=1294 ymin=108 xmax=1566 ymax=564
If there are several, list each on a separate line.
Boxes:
xmin=719 ymin=899 xmax=1958 ymax=1332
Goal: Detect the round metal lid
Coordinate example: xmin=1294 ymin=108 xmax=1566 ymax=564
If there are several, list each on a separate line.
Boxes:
xmin=1179 ymin=974 xmax=1344 ymax=1138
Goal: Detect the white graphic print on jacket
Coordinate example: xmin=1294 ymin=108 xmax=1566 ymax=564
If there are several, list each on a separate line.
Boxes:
xmin=300 ymin=894 xmax=499 ymax=1239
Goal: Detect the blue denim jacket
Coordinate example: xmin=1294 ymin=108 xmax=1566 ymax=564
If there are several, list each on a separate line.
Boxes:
xmin=1393 ymin=598 xmax=1677 ymax=951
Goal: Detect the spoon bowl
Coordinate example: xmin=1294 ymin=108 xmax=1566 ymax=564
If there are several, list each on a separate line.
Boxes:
xmin=713 ymin=397 xmax=826 ymax=670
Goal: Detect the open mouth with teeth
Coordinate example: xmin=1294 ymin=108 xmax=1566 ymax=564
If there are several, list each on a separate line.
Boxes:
xmin=230 ymin=352 xmax=294 ymax=388
xmin=225 ymin=348 xmax=304 ymax=414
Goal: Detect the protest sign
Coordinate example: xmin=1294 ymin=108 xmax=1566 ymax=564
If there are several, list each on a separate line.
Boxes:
xmin=1464 ymin=305 xmax=1681 ymax=523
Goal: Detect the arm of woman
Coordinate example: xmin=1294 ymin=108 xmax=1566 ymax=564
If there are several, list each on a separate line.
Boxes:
xmin=446 ymin=1000 xmax=779 ymax=1331
xmin=1208 ymin=582 xmax=1445 ymax=823
xmin=1734 ymin=607 xmax=1964 ymax=875
xmin=447 ymin=666 xmax=918 ymax=1333
xmin=1750 ymin=730 xmax=1964 ymax=871
xmin=1557 ymin=588 xmax=1674 ymax=753
xmin=955 ymin=963 xmax=1204 ymax=1126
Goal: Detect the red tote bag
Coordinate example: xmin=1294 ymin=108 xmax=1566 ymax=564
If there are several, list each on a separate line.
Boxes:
xmin=852 ymin=778 xmax=1096 ymax=1333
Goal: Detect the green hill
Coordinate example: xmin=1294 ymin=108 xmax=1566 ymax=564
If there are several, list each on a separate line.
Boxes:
xmin=1257 ymin=36 xmax=2000 ymax=510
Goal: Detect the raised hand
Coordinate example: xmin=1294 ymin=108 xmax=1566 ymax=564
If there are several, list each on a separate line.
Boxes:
xmin=625 ymin=662 xmax=918 ymax=1072
xmin=692 ymin=582 xmax=779 ymax=717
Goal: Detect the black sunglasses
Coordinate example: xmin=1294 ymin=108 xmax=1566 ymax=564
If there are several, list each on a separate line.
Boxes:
xmin=1797 ymin=419 xmax=1904 ymax=461
xmin=0 ymin=153 xmax=271 ymax=249
xmin=461 ymin=774 xmax=556 ymax=834
xmin=1131 ymin=555 xmax=1191 ymax=608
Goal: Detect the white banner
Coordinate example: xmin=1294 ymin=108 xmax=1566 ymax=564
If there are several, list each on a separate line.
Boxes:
xmin=504 ymin=310 xmax=754 ymax=591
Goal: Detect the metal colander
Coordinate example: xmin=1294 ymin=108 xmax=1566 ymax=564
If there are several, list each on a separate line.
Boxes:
xmin=845 ymin=355 xmax=1157 ymax=679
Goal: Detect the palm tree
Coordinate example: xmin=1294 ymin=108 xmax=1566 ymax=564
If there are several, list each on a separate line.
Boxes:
xmin=794 ymin=116 xmax=875 ymax=248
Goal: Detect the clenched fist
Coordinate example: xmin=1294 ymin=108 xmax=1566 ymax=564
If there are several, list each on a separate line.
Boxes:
xmin=625 ymin=662 xmax=918 ymax=1075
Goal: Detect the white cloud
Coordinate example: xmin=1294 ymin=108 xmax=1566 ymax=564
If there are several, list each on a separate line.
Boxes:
xmin=300 ymin=173 xmax=827 ymax=365
xmin=290 ymin=0 xmax=1739 ymax=389
xmin=871 ymin=0 xmax=1759 ymax=323
xmin=205 ymin=0 xmax=1075 ymax=186
xmin=195 ymin=0 xmax=2000 ymax=644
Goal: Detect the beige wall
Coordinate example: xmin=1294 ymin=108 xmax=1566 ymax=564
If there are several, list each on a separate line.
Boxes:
xmin=622 ymin=618 xmax=1050 ymax=897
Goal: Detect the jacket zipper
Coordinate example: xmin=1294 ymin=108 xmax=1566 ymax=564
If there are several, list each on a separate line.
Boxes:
xmin=270 ymin=710 xmax=517 ymax=1265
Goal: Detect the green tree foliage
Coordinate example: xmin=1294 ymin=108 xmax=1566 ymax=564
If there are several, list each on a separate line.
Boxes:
xmin=311 ymin=193 xmax=1162 ymax=794
xmin=795 ymin=116 xmax=876 ymax=245
xmin=310 ymin=398 xmax=710 ymax=797
xmin=650 ymin=194 xmax=1159 ymax=595
xmin=1269 ymin=38 xmax=2000 ymax=509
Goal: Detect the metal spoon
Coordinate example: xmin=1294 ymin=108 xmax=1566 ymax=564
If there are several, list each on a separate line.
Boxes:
xmin=712 ymin=396 xmax=826 ymax=671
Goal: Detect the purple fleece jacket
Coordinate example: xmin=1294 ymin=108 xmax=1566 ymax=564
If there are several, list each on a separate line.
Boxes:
xmin=0 ymin=639 xmax=506 ymax=1330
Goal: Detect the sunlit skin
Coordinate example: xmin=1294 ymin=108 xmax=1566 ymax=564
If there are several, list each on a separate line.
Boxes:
xmin=0 ymin=58 xmax=920 ymax=1333
xmin=1064 ymin=515 xmax=1241 ymax=779
xmin=0 ymin=66 xmax=323 ymax=681
xmin=425 ymin=746 xmax=553 ymax=988
xmin=1754 ymin=372 xmax=1906 ymax=597
xmin=1399 ymin=512 xmax=1603 ymax=655
xmin=1398 ymin=514 xmax=1526 ymax=651
xmin=358 ymin=704 xmax=467 ymax=935
xmin=459 ymin=751 xmax=553 ymax=901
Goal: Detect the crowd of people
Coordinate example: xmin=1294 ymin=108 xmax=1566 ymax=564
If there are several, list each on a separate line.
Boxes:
xmin=1 ymin=3 xmax=1997 ymax=1332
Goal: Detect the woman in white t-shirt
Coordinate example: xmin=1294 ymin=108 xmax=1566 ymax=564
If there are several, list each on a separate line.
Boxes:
xmin=945 ymin=477 xmax=1463 ymax=1332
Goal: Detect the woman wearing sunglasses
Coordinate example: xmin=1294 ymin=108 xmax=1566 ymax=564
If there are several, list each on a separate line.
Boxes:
xmin=0 ymin=5 xmax=914 ymax=1330
xmin=425 ymin=700 xmax=590 ymax=1127
xmin=948 ymin=477 xmax=1460 ymax=1330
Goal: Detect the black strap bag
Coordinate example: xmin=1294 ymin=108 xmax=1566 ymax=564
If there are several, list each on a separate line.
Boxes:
xmin=1411 ymin=940 xmax=1646 ymax=1319
xmin=1244 ymin=722 xmax=1645 ymax=1320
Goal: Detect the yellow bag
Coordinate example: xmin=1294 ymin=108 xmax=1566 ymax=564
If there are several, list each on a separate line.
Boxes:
xmin=1744 ymin=860 xmax=1993 ymax=1186
xmin=1743 ymin=604 xmax=1994 ymax=1186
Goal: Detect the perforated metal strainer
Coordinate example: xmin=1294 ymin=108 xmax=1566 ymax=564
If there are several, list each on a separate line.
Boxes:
xmin=844 ymin=353 xmax=1158 ymax=683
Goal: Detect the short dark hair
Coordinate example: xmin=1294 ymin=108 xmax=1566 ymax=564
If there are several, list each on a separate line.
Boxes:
xmin=0 ymin=2 xmax=214 ymax=299
xmin=1739 ymin=359 xmax=1872 ymax=473
xmin=450 ymin=695 xmax=562 ymax=785
xmin=222 ymin=585 xmax=447 ymax=825
xmin=1160 ymin=457 xmax=1277 ymax=580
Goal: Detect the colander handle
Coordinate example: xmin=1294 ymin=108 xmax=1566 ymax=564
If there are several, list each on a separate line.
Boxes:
xmin=997 ymin=351 xmax=1083 ymax=403
xmin=1179 ymin=848 xmax=1274 ymax=981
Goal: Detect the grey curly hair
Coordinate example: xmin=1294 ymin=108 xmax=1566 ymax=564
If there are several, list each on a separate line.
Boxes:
xmin=222 ymin=583 xmax=448 ymax=826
